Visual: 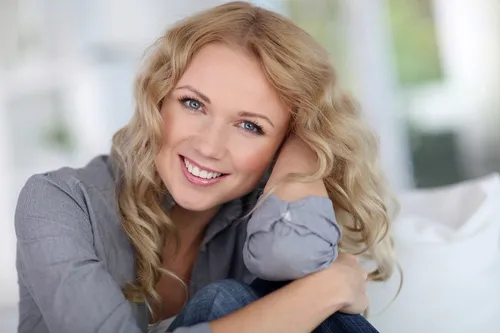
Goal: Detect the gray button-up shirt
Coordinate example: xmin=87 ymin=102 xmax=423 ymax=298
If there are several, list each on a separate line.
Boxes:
xmin=15 ymin=155 xmax=340 ymax=333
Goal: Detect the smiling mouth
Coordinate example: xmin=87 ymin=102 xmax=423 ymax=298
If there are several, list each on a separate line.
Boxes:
xmin=180 ymin=156 xmax=228 ymax=185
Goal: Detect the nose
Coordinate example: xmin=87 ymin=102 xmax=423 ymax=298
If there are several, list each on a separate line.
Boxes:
xmin=193 ymin=121 xmax=227 ymax=160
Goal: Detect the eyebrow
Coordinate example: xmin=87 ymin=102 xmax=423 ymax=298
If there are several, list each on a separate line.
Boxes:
xmin=175 ymin=85 xmax=275 ymax=128
xmin=176 ymin=85 xmax=211 ymax=104
xmin=237 ymin=111 xmax=274 ymax=128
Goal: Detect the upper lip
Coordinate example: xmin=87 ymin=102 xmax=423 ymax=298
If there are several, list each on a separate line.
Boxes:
xmin=182 ymin=156 xmax=226 ymax=174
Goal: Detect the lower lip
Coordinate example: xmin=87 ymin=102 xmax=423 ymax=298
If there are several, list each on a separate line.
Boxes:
xmin=179 ymin=156 xmax=227 ymax=187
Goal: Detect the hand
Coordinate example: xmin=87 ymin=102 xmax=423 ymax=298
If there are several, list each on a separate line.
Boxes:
xmin=265 ymin=134 xmax=327 ymax=201
xmin=307 ymin=253 xmax=369 ymax=315
xmin=271 ymin=134 xmax=318 ymax=178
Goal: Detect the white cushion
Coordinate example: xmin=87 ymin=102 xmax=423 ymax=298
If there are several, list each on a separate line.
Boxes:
xmin=367 ymin=174 xmax=500 ymax=333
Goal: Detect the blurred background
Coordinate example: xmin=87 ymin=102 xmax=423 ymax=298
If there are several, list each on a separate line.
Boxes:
xmin=0 ymin=0 xmax=499 ymax=332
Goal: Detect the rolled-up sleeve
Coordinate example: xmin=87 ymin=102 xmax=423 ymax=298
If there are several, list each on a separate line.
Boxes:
xmin=243 ymin=194 xmax=341 ymax=281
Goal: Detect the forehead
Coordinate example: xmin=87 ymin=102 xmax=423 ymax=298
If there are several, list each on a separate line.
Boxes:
xmin=176 ymin=43 xmax=289 ymax=123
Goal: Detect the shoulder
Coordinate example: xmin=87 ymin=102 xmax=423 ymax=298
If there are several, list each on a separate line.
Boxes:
xmin=27 ymin=154 xmax=114 ymax=191
xmin=21 ymin=154 xmax=114 ymax=197
xmin=15 ymin=155 xmax=117 ymax=234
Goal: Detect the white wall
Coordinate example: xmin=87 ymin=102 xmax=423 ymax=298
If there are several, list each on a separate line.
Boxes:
xmin=0 ymin=87 xmax=18 ymax=307
xmin=408 ymin=0 xmax=500 ymax=178
xmin=344 ymin=0 xmax=414 ymax=190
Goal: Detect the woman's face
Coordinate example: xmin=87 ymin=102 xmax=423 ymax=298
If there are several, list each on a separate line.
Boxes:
xmin=156 ymin=43 xmax=290 ymax=212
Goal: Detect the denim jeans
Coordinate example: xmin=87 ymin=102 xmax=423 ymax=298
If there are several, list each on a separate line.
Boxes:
xmin=167 ymin=279 xmax=379 ymax=333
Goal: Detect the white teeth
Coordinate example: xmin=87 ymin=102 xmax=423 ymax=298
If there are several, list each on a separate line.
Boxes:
xmin=183 ymin=158 xmax=222 ymax=179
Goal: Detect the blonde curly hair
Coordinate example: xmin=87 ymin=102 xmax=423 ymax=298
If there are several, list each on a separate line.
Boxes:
xmin=111 ymin=0 xmax=397 ymax=314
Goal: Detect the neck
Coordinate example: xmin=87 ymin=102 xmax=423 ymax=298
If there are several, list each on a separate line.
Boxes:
xmin=167 ymin=204 xmax=221 ymax=249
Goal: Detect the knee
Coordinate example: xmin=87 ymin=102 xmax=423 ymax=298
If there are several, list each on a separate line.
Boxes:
xmin=170 ymin=280 xmax=259 ymax=328
xmin=194 ymin=279 xmax=258 ymax=307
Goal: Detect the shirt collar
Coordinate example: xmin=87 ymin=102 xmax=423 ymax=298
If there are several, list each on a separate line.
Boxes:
xmin=202 ymin=197 xmax=245 ymax=246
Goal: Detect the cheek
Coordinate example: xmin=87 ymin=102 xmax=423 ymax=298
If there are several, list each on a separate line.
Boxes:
xmin=231 ymin=143 xmax=277 ymax=177
xmin=161 ymin=106 xmax=195 ymax=146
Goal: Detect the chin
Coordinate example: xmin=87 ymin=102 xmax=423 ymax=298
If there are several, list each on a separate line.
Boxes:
xmin=170 ymin=193 xmax=217 ymax=212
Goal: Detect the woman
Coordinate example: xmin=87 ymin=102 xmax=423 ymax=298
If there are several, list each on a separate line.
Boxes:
xmin=15 ymin=2 xmax=395 ymax=333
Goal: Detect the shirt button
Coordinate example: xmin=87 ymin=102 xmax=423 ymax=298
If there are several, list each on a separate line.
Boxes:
xmin=281 ymin=210 xmax=291 ymax=222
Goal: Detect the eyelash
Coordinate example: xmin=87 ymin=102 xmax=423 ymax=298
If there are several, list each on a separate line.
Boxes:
xmin=177 ymin=95 xmax=265 ymax=135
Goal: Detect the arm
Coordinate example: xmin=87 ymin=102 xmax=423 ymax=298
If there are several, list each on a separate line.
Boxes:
xmin=211 ymin=254 xmax=367 ymax=333
xmin=243 ymin=135 xmax=341 ymax=280
xmin=15 ymin=174 xmax=143 ymax=333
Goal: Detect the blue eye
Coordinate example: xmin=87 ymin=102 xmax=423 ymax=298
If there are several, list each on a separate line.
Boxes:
xmin=239 ymin=121 xmax=264 ymax=135
xmin=179 ymin=97 xmax=203 ymax=111
xmin=186 ymin=99 xmax=201 ymax=110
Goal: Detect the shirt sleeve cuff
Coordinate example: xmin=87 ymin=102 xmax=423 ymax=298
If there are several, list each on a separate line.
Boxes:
xmin=247 ymin=194 xmax=341 ymax=240
xmin=244 ymin=194 xmax=341 ymax=280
